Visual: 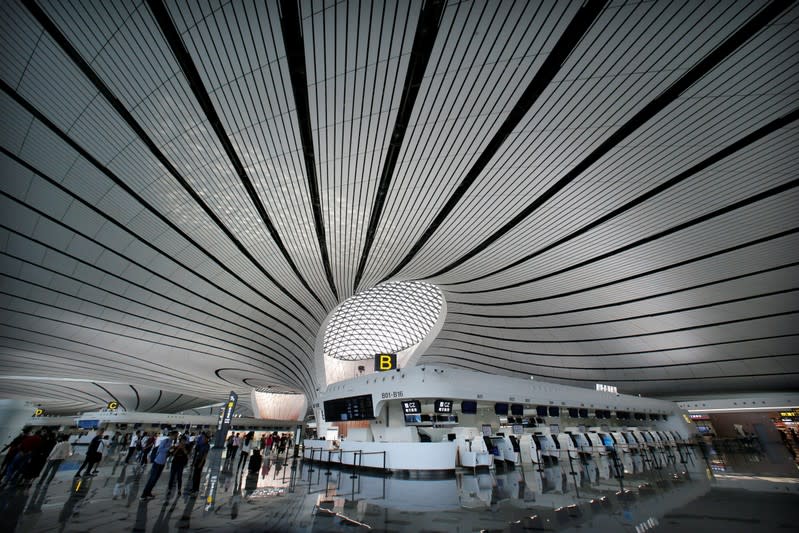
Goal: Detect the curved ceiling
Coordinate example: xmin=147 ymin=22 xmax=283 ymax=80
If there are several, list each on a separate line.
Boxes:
xmin=0 ymin=0 xmax=797 ymax=413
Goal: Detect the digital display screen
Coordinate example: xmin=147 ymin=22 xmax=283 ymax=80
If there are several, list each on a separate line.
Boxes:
xmin=323 ymin=394 xmax=375 ymax=421
xmin=401 ymin=400 xmax=421 ymax=415
xmin=434 ymin=399 xmax=453 ymax=413
xmin=404 ymin=414 xmax=422 ymax=424
xmin=602 ymin=434 xmax=614 ymax=447
xmin=495 ymin=403 xmax=509 ymax=415
xmin=536 ymin=406 xmax=548 ymax=417
xmin=578 ymin=408 xmax=588 ymax=418
xmin=510 ymin=404 xmax=523 ymax=416
xmin=568 ymin=407 xmax=579 ymax=418
xmin=548 ymin=406 xmax=560 ymax=417
xmin=461 ymin=400 xmax=477 ymax=414
xmin=649 ymin=414 xmax=660 ymax=420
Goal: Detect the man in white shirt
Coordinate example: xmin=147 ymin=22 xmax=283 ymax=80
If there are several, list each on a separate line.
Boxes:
xmin=125 ymin=431 xmax=141 ymax=464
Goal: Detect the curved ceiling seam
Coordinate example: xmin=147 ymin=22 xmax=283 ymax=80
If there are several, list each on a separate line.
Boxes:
xmin=445 ymin=227 xmax=799 ymax=307
xmin=446 ymin=174 xmax=799 ymax=297
xmin=351 ymin=0 xmax=445 ymax=292
xmin=448 ymin=262 xmax=799 ymax=319
xmin=433 ymin=358 xmax=799 ymax=385
xmin=145 ymin=0 xmax=335 ymax=307
xmin=20 ymin=0 xmax=325 ymax=324
xmin=375 ymin=0 xmax=610 ymax=284
xmin=383 ymin=0 xmax=793 ymax=283
xmin=445 ymin=288 xmax=799 ymax=331
xmin=0 ymin=270 xmax=307 ymax=372
xmin=369 ymin=0 xmax=557 ymax=280
xmin=0 ymin=148 xmax=315 ymax=352
xmin=0 ymin=304 xmax=302 ymax=386
xmin=437 ymin=103 xmax=799 ymax=288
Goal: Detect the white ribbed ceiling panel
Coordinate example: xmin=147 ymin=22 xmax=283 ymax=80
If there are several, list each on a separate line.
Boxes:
xmin=0 ymin=0 xmax=796 ymax=413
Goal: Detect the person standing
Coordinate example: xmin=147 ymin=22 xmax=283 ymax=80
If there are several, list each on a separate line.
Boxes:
xmin=237 ymin=432 xmax=253 ymax=471
xmin=166 ymin=436 xmax=189 ymax=497
xmin=124 ymin=431 xmax=141 ymax=464
xmin=38 ymin=435 xmax=72 ymax=486
xmin=188 ymin=432 xmax=209 ymax=495
xmin=75 ymin=429 xmax=104 ymax=477
xmin=140 ymin=430 xmax=176 ymax=500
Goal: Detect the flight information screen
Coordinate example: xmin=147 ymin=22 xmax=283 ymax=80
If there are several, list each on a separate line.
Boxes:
xmin=323 ymin=394 xmax=375 ymax=421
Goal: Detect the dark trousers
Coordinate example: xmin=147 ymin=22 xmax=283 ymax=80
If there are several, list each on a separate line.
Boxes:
xmin=167 ymin=463 xmax=186 ymax=493
xmin=124 ymin=447 xmax=137 ymax=464
xmin=76 ymin=454 xmax=99 ymax=476
xmin=38 ymin=459 xmax=64 ymax=484
xmin=141 ymin=462 xmax=165 ymax=497
xmin=190 ymin=459 xmax=205 ymax=493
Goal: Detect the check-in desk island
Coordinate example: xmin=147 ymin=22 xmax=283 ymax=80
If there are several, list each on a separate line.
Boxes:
xmin=306 ymin=366 xmax=694 ymax=473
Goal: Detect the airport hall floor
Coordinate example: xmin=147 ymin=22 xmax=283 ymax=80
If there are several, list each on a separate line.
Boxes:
xmin=2 ymin=450 xmax=798 ymax=533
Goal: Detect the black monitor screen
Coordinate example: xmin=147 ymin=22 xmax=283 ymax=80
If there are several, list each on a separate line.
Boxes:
xmin=494 ymin=403 xmax=509 ymax=415
xmin=323 ymin=394 xmax=375 ymax=421
xmin=510 ymin=404 xmax=524 ymax=416
xmin=461 ymin=400 xmax=477 ymax=414
xmin=401 ymin=400 xmax=421 ymax=415
xmin=568 ymin=408 xmax=579 ymax=418
xmin=549 ymin=406 xmax=560 ymax=417
xmin=434 ymin=399 xmax=453 ymax=414
xmin=578 ymin=408 xmax=588 ymax=418
xmin=649 ymin=414 xmax=659 ymax=421
xmin=536 ymin=406 xmax=548 ymax=417
xmin=616 ymin=411 xmax=630 ymax=420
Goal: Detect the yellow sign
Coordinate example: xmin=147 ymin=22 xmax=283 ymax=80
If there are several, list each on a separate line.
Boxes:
xmin=107 ymin=400 xmax=119 ymax=410
xmin=780 ymin=411 xmax=797 ymax=417
xmin=374 ymin=353 xmax=397 ymax=372
xmin=33 ymin=408 xmax=44 ymax=417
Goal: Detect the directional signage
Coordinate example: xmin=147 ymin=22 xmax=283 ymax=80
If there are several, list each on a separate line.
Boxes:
xmin=374 ymin=353 xmax=397 ymax=372
xmin=214 ymin=391 xmax=238 ymax=447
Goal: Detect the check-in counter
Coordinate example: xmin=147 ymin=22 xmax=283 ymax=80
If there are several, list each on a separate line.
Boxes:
xmin=339 ymin=440 xmax=457 ymax=471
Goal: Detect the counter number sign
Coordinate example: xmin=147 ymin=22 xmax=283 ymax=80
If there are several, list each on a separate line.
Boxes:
xmin=375 ymin=353 xmax=397 ymax=372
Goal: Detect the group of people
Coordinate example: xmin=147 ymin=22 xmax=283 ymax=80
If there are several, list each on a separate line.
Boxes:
xmin=223 ymin=431 xmax=291 ymax=473
xmin=0 ymin=428 xmax=73 ymax=488
xmin=2 ymin=427 xmax=292 ymax=499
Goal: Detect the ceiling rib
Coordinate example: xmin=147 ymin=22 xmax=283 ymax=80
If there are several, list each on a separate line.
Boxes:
xmin=377 ymin=0 xmax=611 ymax=283
xmin=351 ymin=0 xmax=446 ymax=293
xmin=19 ymin=0 xmax=322 ymax=322
xmin=145 ymin=0 xmax=328 ymax=310
xmin=449 ymin=106 xmax=799 ymax=289
xmin=448 ymin=228 xmax=799 ymax=307
xmin=410 ymin=0 xmax=795 ymax=281
xmin=278 ymin=0 xmax=343 ymax=302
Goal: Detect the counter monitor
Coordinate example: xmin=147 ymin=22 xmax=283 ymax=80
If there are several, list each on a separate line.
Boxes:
xmin=434 ymin=399 xmax=453 ymax=414
xmin=401 ymin=400 xmax=421 ymax=415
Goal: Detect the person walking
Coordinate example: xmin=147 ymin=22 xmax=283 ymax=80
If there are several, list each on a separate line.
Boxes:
xmin=75 ymin=429 xmax=104 ymax=477
xmin=38 ymin=434 xmax=72 ymax=486
xmin=140 ymin=430 xmax=177 ymax=500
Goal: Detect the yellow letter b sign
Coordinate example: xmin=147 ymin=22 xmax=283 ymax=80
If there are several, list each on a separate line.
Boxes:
xmin=374 ymin=353 xmax=397 ymax=372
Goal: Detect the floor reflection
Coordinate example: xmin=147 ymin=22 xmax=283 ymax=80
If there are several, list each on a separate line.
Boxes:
xmin=4 ymin=446 xmax=797 ymax=532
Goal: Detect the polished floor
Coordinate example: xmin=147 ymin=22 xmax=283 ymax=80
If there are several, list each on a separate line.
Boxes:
xmin=2 ymin=448 xmax=797 ymax=532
